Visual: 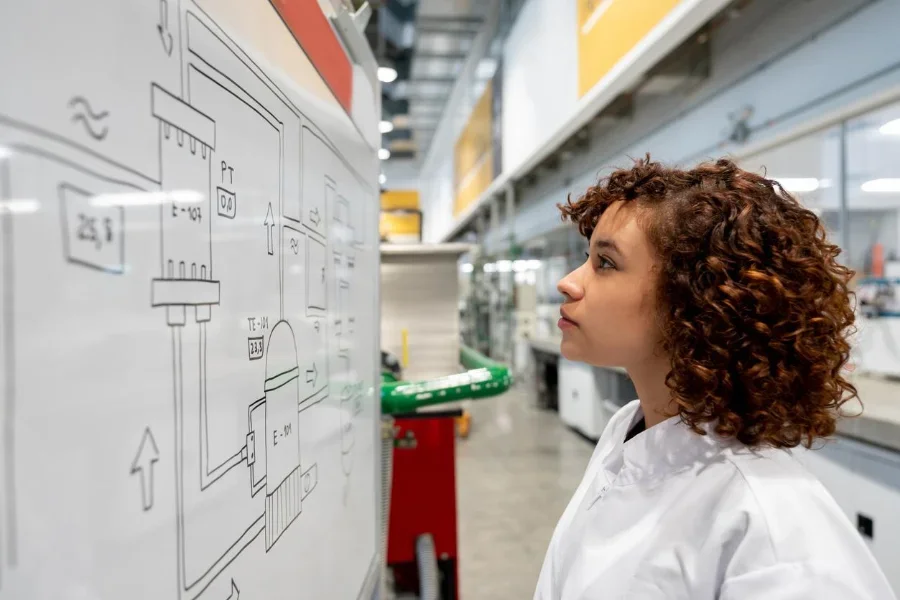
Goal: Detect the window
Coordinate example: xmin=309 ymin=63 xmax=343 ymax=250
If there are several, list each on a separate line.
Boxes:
xmin=739 ymin=126 xmax=843 ymax=246
xmin=845 ymin=101 xmax=900 ymax=278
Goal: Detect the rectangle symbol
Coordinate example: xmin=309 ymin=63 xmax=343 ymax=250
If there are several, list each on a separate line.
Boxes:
xmin=59 ymin=183 xmax=125 ymax=274
xmin=307 ymin=235 xmax=326 ymax=313
xmin=151 ymin=83 xmax=216 ymax=148
xmin=151 ymin=279 xmax=220 ymax=306
xmin=216 ymin=187 xmax=236 ymax=219
xmin=248 ymin=336 xmax=265 ymax=360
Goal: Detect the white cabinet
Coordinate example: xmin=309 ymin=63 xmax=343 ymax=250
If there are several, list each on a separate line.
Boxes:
xmin=800 ymin=437 xmax=900 ymax=595
xmin=558 ymin=360 xmax=616 ymax=439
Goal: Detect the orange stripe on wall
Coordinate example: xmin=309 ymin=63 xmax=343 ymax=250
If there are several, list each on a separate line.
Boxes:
xmin=270 ymin=0 xmax=353 ymax=112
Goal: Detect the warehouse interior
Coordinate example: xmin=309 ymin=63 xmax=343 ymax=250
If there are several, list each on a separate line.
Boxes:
xmin=3 ymin=0 xmax=900 ymax=598
xmin=373 ymin=0 xmax=900 ymax=598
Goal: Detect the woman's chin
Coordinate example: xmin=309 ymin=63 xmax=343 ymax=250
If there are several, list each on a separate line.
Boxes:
xmin=559 ymin=338 xmax=581 ymax=361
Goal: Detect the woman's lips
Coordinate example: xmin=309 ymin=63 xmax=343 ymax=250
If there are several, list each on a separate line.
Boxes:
xmin=558 ymin=317 xmax=577 ymax=330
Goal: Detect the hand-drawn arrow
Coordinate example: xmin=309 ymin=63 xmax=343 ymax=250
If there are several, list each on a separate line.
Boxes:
xmin=157 ymin=0 xmax=174 ymax=56
xmin=130 ymin=427 xmax=160 ymax=511
xmin=309 ymin=207 xmax=321 ymax=227
xmin=226 ymin=579 xmax=240 ymax=600
xmin=314 ymin=320 xmax=320 ymax=333
xmin=306 ymin=363 xmax=318 ymax=387
xmin=264 ymin=203 xmax=275 ymax=256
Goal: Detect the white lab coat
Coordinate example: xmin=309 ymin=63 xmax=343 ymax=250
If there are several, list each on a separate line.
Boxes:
xmin=534 ymin=400 xmax=895 ymax=599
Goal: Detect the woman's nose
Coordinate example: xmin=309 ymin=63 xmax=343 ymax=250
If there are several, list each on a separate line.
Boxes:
xmin=558 ymin=267 xmax=584 ymax=301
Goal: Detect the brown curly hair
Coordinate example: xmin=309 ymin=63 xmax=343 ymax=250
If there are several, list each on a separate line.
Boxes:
xmin=560 ymin=155 xmax=857 ymax=448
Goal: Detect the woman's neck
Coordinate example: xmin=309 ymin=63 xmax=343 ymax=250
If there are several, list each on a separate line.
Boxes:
xmin=626 ymin=353 xmax=674 ymax=429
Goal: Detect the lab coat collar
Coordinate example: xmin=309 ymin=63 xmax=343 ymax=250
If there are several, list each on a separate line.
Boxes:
xmin=599 ymin=404 xmax=726 ymax=489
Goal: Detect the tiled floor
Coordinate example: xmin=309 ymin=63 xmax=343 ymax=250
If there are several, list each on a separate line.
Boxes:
xmin=455 ymin=386 xmax=595 ymax=600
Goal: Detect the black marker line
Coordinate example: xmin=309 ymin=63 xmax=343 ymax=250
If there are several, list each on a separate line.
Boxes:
xmin=184 ymin=513 xmax=265 ymax=593
xmin=188 ymin=517 xmax=264 ymax=599
xmin=10 ymin=143 xmax=148 ymax=193
xmin=1 ymin=160 xmax=15 ymax=569
xmin=266 ymin=365 xmax=299 ymax=382
xmin=186 ymin=5 xmax=301 ymax=122
xmin=279 ymin=126 xmax=284 ymax=321
xmin=196 ymin=321 xmax=245 ymax=491
xmin=178 ymin=0 xmax=186 ymax=98
xmin=172 ymin=326 xmax=186 ymax=596
xmin=187 ymin=52 xmax=283 ymax=130
xmin=207 ymin=154 xmax=213 ymax=278
xmin=0 ymin=115 xmax=158 ymax=186
xmin=158 ymin=120 xmax=165 ymax=278
xmin=186 ymin=2 xmax=372 ymax=188
xmin=263 ymin=373 xmax=299 ymax=395
xmin=187 ymin=66 xmax=280 ymax=135
xmin=298 ymin=393 xmax=326 ymax=415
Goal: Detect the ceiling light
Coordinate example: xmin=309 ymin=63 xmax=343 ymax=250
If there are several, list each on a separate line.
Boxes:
xmin=379 ymin=120 xmax=394 ymax=134
xmin=476 ymin=58 xmax=498 ymax=80
xmin=772 ymin=177 xmax=820 ymax=193
xmin=496 ymin=260 xmax=512 ymax=273
xmin=0 ymin=146 xmax=12 ymax=161
xmin=879 ymin=118 xmax=900 ymax=135
xmin=460 ymin=263 xmax=474 ymax=273
xmin=378 ymin=148 xmax=391 ymax=160
xmin=862 ymin=178 xmax=900 ymax=193
xmin=377 ymin=66 xmax=398 ymax=83
xmin=379 ymin=173 xmax=387 ymax=185
xmin=483 ymin=263 xmax=496 ymax=273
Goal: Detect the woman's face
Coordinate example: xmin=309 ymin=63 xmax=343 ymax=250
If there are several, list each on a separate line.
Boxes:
xmin=557 ymin=201 xmax=662 ymax=368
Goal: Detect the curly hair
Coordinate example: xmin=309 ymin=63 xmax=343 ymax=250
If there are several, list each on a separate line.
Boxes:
xmin=560 ymin=155 xmax=857 ymax=448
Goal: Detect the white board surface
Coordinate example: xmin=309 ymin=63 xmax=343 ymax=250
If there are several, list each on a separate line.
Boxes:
xmin=0 ymin=1 xmax=381 ymax=599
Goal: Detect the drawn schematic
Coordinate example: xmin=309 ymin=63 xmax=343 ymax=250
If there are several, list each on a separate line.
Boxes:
xmin=147 ymin=4 xmax=329 ymax=597
xmin=0 ymin=0 xmax=373 ymax=595
xmin=331 ymin=181 xmax=363 ymax=477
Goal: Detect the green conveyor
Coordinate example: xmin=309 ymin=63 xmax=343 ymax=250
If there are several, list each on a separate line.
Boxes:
xmin=380 ymin=345 xmax=512 ymax=414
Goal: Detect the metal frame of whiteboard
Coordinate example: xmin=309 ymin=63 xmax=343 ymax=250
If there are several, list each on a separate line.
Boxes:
xmin=0 ymin=1 xmax=382 ymax=599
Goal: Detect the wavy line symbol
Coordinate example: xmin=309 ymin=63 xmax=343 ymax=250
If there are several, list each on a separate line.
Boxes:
xmin=68 ymin=95 xmax=110 ymax=141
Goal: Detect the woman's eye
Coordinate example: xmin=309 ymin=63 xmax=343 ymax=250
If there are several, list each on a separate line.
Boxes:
xmin=597 ymin=256 xmax=616 ymax=270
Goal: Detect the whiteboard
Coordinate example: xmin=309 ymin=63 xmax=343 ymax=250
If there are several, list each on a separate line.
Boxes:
xmin=0 ymin=1 xmax=382 ymax=598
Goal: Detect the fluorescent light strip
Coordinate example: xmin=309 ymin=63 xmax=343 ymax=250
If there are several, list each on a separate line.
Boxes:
xmin=771 ymin=177 xmax=820 ymax=193
xmin=879 ymin=118 xmax=900 ymax=135
xmin=861 ymin=178 xmax=900 ymax=193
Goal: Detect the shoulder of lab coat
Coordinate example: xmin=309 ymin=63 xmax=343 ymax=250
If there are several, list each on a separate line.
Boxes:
xmin=717 ymin=445 xmax=897 ymax=599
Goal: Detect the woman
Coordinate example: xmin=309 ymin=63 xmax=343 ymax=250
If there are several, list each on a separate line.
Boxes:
xmin=535 ymin=156 xmax=895 ymax=599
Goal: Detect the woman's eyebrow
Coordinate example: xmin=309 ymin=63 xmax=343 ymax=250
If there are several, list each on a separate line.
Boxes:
xmin=592 ymin=238 xmax=621 ymax=255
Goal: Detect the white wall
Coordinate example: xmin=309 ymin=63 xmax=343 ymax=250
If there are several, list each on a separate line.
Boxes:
xmin=501 ymin=0 xmax=578 ymax=175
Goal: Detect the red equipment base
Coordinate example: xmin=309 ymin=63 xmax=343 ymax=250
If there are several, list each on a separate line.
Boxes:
xmin=387 ymin=410 xmax=461 ymax=599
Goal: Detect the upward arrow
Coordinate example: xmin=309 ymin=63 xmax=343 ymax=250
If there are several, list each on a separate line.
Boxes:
xmin=264 ymin=203 xmax=275 ymax=256
xmin=130 ymin=427 xmax=160 ymax=511
xmin=226 ymin=579 xmax=240 ymax=600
